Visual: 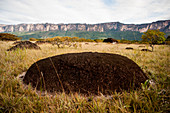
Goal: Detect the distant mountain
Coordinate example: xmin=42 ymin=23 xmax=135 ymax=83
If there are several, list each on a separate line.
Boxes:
xmin=10 ymin=30 xmax=143 ymax=40
xmin=0 ymin=20 xmax=170 ymax=33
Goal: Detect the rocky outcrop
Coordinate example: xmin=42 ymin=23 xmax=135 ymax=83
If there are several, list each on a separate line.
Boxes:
xmin=7 ymin=41 xmax=41 ymax=51
xmin=0 ymin=20 xmax=169 ymax=33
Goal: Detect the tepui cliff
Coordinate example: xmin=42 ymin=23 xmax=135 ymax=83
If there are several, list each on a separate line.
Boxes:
xmin=0 ymin=20 xmax=169 ymax=33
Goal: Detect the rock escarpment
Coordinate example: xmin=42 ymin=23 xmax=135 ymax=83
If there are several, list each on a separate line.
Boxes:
xmin=0 ymin=20 xmax=169 ymax=33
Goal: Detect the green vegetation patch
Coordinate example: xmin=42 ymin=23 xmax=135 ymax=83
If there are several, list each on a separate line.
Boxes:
xmin=11 ymin=30 xmax=143 ymax=41
xmin=0 ymin=33 xmax=21 ymax=41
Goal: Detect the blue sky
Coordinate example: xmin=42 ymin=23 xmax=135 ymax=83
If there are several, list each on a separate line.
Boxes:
xmin=0 ymin=0 xmax=169 ymax=25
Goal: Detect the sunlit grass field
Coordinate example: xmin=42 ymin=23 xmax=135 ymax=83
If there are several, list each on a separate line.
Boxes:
xmin=0 ymin=41 xmax=169 ymax=112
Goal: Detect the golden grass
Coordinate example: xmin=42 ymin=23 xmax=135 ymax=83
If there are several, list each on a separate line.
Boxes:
xmin=0 ymin=41 xmax=169 ymax=112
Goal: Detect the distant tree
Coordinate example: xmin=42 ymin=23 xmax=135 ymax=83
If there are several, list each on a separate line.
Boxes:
xmin=37 ymin=38 xmax=45 ymax=41
xmin=141 ymin=29 xmax=165 ymax=51
xmin=94 ymin=39 xmax=103 ymax=43
xmin=77 ymin=38 xmax=86 ymax=42
xmin=165 ymin=36 xmax=170 ymax=41
xmin=165 ymin=36 xmax=170 ymax=45
xmin=29 ymin=38 xmax=37 ymax=41
xmin=71 ymin=37 xmax=79 ymax=42
xmin=0 ymin=33 xmax=21 ymax=41
xmin=119 ymin=39 xmax=131 ymax=44
xmin=86 ymin=39 xmax=94 ymax=42
xmin=62 ymin=36 xmax=71 ymax=42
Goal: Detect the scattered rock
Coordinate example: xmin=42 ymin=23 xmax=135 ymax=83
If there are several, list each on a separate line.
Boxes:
xmin=126 ymin=47 xmax=133 ymax=50
xmin=141 ymin=49 xmax=152 ymax=52
xmin=7 ymin=41 xmax=41 ymax=51
xmin=23 ymin=52 xmax=148 ymax=95
xmin=138 ymin=45 xmax=145 ymax=47
xmin=103 ymin=38 xmax=118 ymax=43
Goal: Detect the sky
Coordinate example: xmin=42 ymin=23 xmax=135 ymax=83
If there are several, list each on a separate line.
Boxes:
xmin=0 ymin=0 xmax=170 ymax=25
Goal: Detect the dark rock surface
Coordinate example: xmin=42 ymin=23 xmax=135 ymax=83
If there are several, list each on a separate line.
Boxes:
xmin=23 ymin=52 xmax=148 ymax=95
xmin=103 ymin=38 xmax=118 ymax=43
xmin=141 ymin=49 xmax=152 ymax=52
xmin=125 ymin=47 xmax=134 ymax=50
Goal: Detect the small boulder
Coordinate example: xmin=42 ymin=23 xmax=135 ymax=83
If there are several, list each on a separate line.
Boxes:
xmin=141 ymin=49 xmax=152 ymax=52
xmin=138 ymin=45 xmax=145 ymax=47
xmin=7 ymin=41 xmax=41 ymax=51
xmin=103 ymin=38 xmax=118 ymax=43
xmin=126 ymin=47 xmax=133 ymax=50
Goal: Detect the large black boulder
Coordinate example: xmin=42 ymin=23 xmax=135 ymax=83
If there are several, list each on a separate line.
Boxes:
xmin=23 ymin=52 xmax=148 ymax=95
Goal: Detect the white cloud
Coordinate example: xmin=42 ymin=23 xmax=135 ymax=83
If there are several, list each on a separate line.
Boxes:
xmin=0 ymin=0 xmax=169 ymax=24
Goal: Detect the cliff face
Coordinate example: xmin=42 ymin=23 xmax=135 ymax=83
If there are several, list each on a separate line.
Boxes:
xmin=0 ymin=20 xmax=169 ymax=33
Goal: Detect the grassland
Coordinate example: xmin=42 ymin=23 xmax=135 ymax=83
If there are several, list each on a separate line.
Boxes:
xmin=0 ymin=41 xmax=169 ymax=112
